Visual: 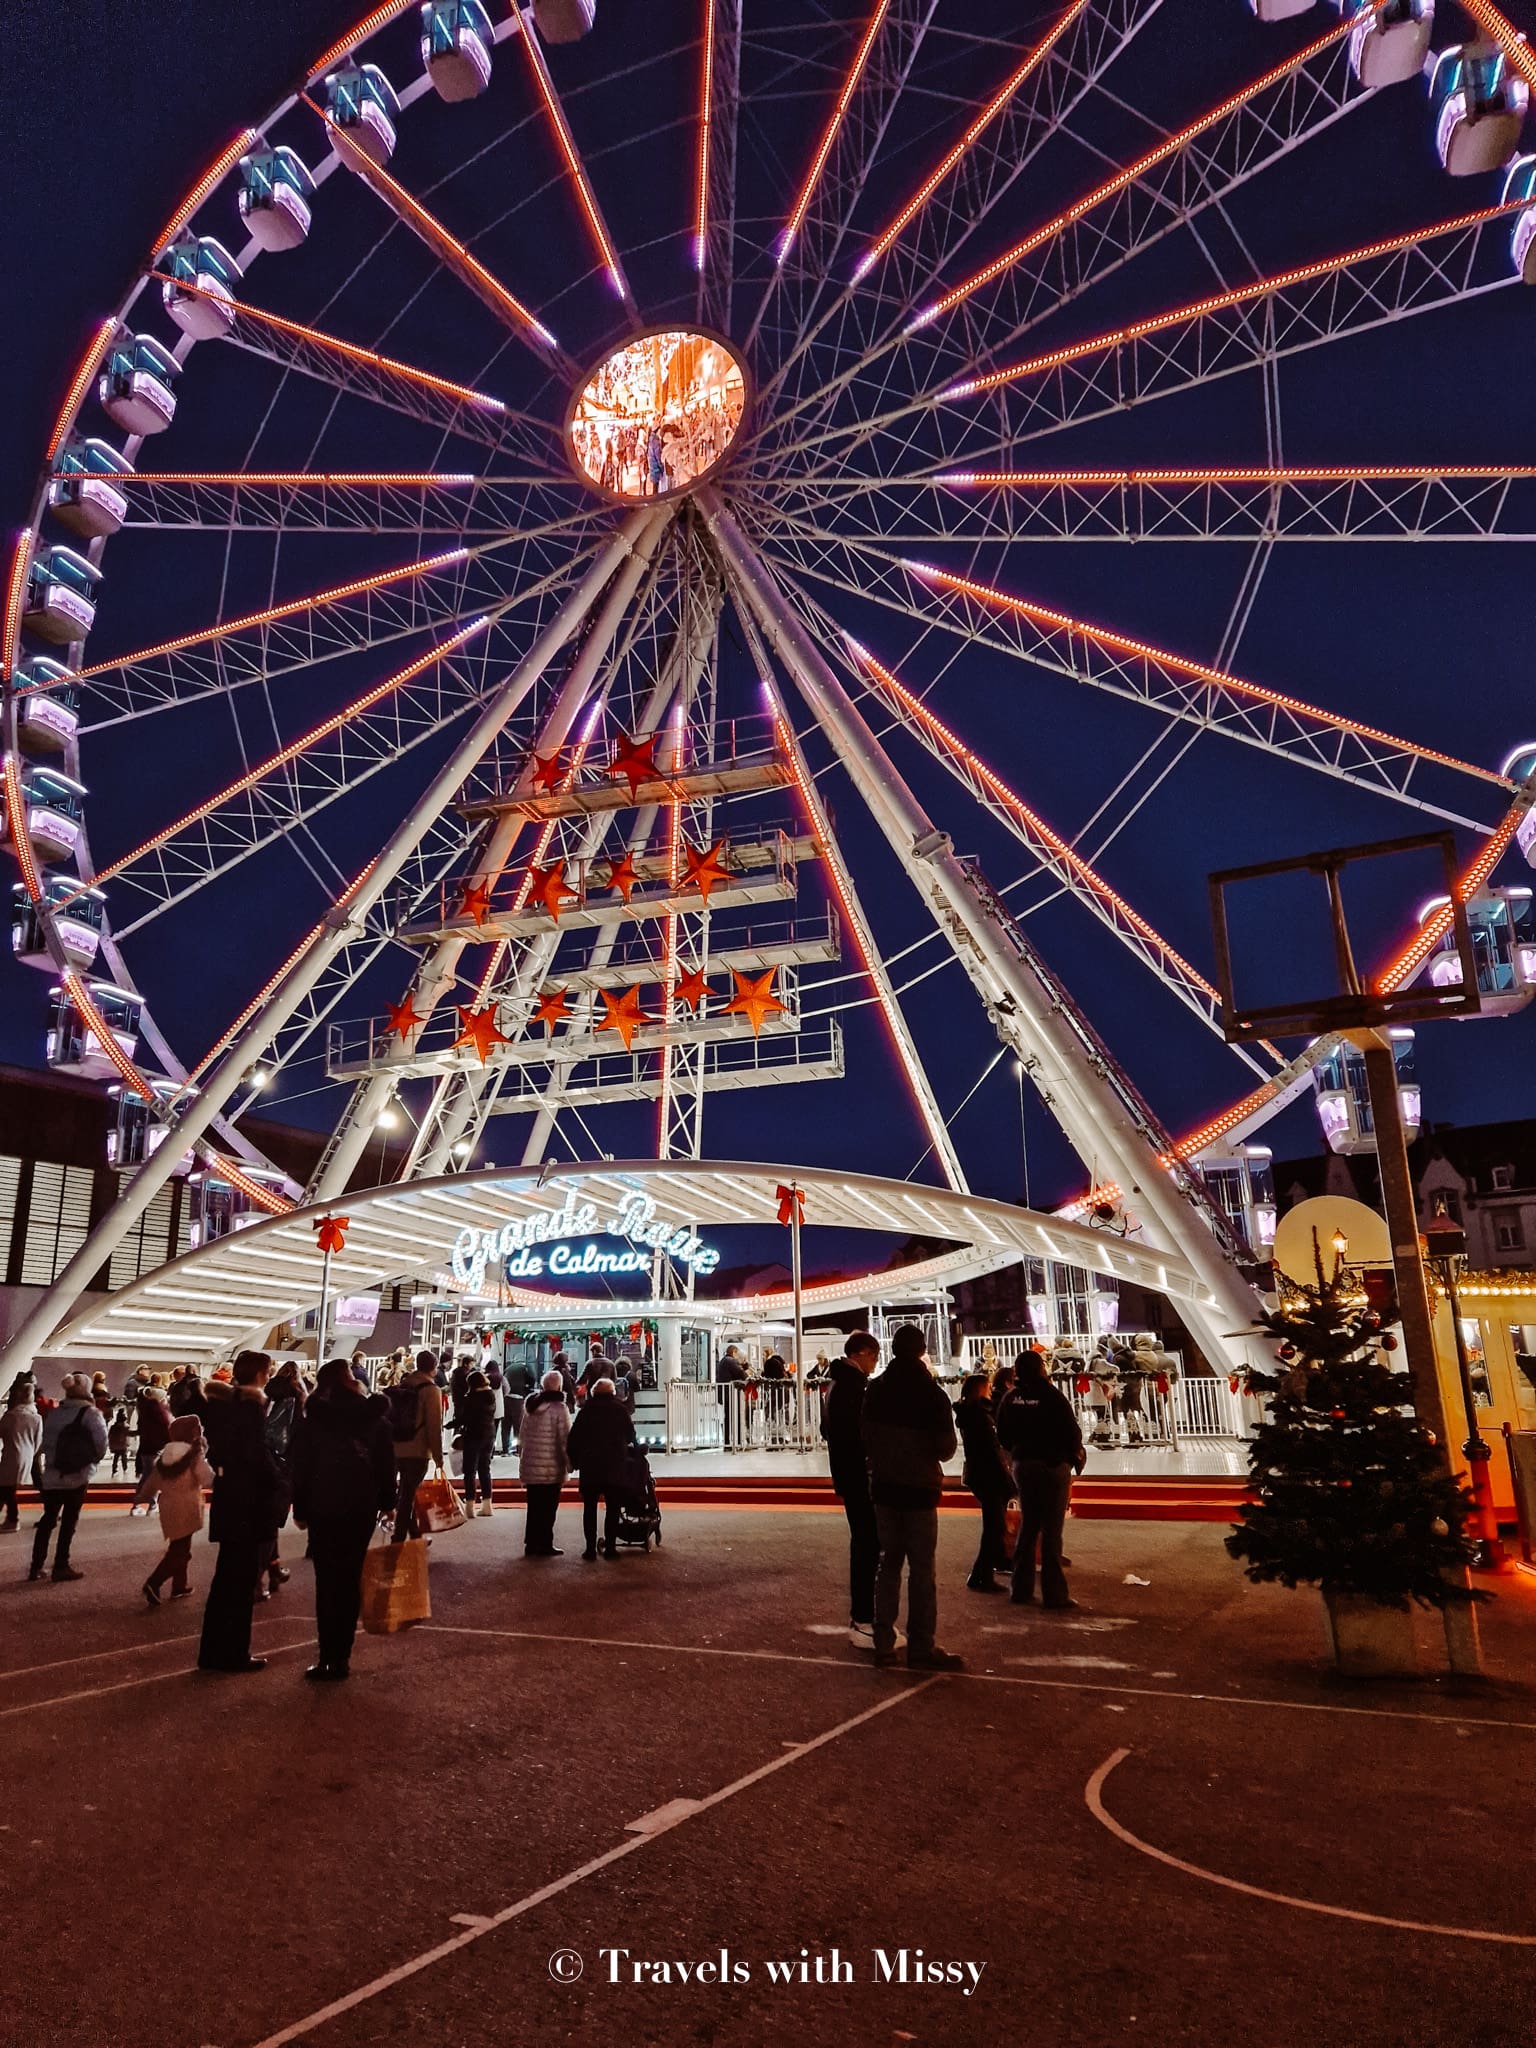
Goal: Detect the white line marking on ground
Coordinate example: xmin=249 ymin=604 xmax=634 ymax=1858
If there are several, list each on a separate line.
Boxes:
xmin=625 ymin=1797 xmax=703 ymax=1833
xmin=0 ymin=1638 xmax=313 ymax=1720
xmin=447 ymin=1915 xmax=491 ymax=1930
xmin=1085 ymin=1748 xmax=1536 ymax=1945
xmin=419 ymin=1624 xmax=1536 ymax=1733
xmin=0 ymin=1613 xmax=299 ymax=1685
xmin=1004 ymin=1655 xmax=1138 ymax=1670
xmin=248 ymin=1679 xmax=944 ymax=2047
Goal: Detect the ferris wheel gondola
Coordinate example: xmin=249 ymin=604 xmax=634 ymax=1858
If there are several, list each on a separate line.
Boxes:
xmin=3 ymin=0 xmax=1536 ymax=1374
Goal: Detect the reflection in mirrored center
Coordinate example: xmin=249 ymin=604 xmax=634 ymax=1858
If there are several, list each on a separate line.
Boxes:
xmin=570 ymin=331 xmax=747 ymax=499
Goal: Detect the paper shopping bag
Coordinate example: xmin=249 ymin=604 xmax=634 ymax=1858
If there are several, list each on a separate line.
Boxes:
xmin=1004 ymin=1498 xmax=1023 ymax=1551
xmin=359 ymin=1537 xmax=431 ymax=1635
xmin=415 ymin=1471 xmax=467 ymax=1533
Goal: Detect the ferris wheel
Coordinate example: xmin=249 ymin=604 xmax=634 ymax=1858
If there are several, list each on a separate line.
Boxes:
xmin=5 ymin=0 xmax=1536 ymax=1373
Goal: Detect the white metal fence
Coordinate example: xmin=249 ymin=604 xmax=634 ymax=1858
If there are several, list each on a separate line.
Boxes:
xmin=665 ymin=1379 xmax=822 ymax=1452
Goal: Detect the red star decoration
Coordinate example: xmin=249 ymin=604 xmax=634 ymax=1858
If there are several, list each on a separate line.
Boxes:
xmin=528 ymin=860 xmax=578 ymax=921
xmin=384 ymin=995 xmax=425 ymax=1040
xmin=720 ymin=967 xmax=787 ymax=1038
xmin=458 ymin=879 xmax=492 ymax=926
xmin=453 ymin=1003 xmax=511 ymax=1064
xmin=603 ymin=850 xmax=640 ymax=903
xmin=672 ymin=966 xmax=710 ymax=1012
xmin=596 ymin=984 xmax=652 ymax=1052
xmin=532 ymin=986 xmax=570 ymax=1035
xmin=681 ymin=837 xmax=732 ymax=904
xmin=609 ymin=731 xmax=659 ymax=795
xmin=531 ymin=746 xmax=565 ymax=793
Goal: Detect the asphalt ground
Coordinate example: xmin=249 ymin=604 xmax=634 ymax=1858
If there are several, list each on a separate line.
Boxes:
xmin=2 ymin=1502 xmax=1534 ymax=2048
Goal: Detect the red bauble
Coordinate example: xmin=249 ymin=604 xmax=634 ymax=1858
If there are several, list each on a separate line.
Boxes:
xmin=1277 ymin=1342 xmax=1296 ymax=1360
xmin=1380 ymin=1333 xmax=1399 ymax=1352
xmin=1330 ymin=1408 xmax=1346 ymax=1419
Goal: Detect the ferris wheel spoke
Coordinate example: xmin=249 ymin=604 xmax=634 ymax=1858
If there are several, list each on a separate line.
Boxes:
xmin=756 ymin=525 xmax=1508 ymax=827
xmin=509 ymin=11 xmax=630 ymax=307
xmin=753 ymin=0 xmax=1161 ymax=427
xmin=743 ymin=0 xmax=935 ymax=367
xmin=758 ymin=465 xmax=1536 ymax=546
xmin=695 ymin=0 xmax=742 ymax=333
xmin=105 ymin=470 xmax=571 ymax=536
xmin=302 ymin=93 xmax=571 ymax=368
xmin=840 ymin=633 xmax=1274 ymax=1073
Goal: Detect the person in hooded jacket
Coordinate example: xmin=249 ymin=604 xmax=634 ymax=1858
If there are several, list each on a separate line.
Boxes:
xmin=566 ymin=1377 xmax=635 ymax=1559
xmin=956 ymin=1372 xmax=1014 ymax=1594
xmin=820 ymin=1332 xmax=881 ymax=1648
xmin=198 ymin=1351 xmax=288 ymax=1674
xmin=518 ymin=1369 xmax=571 ymax=1556
xmin=137 ymin=1414 xmax=214 ymax=1606
xmin=28 ymin=1374 xmax=108 ymax=1583
xmin=1 ymin=1380 xmax=44 ymax=1533
xmin=290 ymin=1357 xmax=397 ymax=1682
xmin=997 ymin=1347 xmax=1087 ymax=1610
xmin=859 ymin=1326 xmax=963 ymax=1671
xmin=459 ymin=1369 xmax=498 ymax=1517
xmin=135 ymin=1382 xmax=171 ymax=1479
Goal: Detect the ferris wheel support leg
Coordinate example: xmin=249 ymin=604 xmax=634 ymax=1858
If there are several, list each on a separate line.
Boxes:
xmin=309 ymin=507 xmax=673 ymax=1202
xmin=0 ymin=517 xmax=655 ymax=1376
xmin=703 ymin=493 xmax=1260 ymax=1370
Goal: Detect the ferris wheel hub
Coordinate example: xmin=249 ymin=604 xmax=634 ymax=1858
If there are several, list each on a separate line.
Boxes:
xmin=567 ymin=327 xmax=748 ymax=503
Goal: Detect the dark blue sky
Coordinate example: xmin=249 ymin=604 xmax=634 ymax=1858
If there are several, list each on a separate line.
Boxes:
xmin=4 ymin=0 xmax=1535 ymax=1212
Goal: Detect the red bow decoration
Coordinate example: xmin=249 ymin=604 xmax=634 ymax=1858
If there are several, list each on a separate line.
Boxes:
xmin=1228 ymin=1375 xmax=1240 ymax=1395
xmin=775 ymin=1184 xmax=804 ymax=1228
xmin=1075 ymin=1374 xmax=1091 ymax=1395
xmin=314 ymin=1216 xmax=350 ymax=1255
xmin=628 ymin=1321 xmax=644 ymax=1342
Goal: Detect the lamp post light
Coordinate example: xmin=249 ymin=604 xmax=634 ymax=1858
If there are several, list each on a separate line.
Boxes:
xmin=1423 ymin=1208 xmax=1508 ymax=1572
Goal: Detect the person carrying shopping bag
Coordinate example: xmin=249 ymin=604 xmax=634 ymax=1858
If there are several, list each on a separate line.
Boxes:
xmin=386 ymin=1350 xmax=445 ymax=1541
xmin=137 ymin=1415 xmax=213 ymax=1606
xmin=290 ymin=1358 xmax=398 ymax=1681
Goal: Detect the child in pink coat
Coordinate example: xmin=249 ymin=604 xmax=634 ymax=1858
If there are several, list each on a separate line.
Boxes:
xmin=136 ymin=1414 xmax=213 ymax=1606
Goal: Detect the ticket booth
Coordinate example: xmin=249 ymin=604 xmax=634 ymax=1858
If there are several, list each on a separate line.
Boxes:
xmin=1432 ymin=1278 xmax=1536 ymax=1518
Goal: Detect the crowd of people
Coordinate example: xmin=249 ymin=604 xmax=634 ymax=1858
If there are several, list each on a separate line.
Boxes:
xmin=2 ymin=1320 xmax=1099 ymax=1683
xmin=571 ymin=332 xmax=746 ymax=499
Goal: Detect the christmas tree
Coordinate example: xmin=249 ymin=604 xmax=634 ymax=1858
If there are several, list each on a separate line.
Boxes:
xmin=1226 ymin=1236 xmax=1482 ymax=1610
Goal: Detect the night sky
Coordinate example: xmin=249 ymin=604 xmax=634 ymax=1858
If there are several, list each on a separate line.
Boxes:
xmin=4 ymin=0 xmax=1535 ymax=1225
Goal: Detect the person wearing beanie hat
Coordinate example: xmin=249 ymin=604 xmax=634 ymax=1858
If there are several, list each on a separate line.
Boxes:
xmin=28 ymin=1373 xmax=107 ymax=1583
xmin=997 ymin=1346 xmax=1087 ymax=1610
xmin=198 ymin=1350 xmax=287 ymax=1674
xmin=859 ymin=1326 xmax=964 ymax=1672
xmin=136 ymin=1414 xmax=214 ymax=1606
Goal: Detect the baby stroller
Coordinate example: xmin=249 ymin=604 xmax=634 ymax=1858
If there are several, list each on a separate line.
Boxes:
xmin=613 ymin=1441 xmax=663 ymax=1551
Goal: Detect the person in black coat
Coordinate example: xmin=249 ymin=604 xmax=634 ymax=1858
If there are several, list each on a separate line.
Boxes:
xmin=198 ymin=1352 xmax=288 ymax=1675
xmin=996 ymin=1348 xmax=1087 ymax=1610
xmin=290 ymin=1358 xmax=397 ymax=1681
xmin=955 ymin=1373 xmax=1013 ymax=1594
xmin=820 ymin=1332 xmax=881 ymax=1644
xmin=565 ymin=1379 xmax=636 ymax=1559
xmin=459 ymin=1370 xmax=498 ymax=1516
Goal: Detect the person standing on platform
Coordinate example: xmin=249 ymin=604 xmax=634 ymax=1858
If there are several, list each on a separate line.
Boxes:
xmin=716 ymin=1342 xmax=747 ymax=1448
xmin=2 ymin=1380 xmax=43 ymax=1532
xmin=860 ymin=1326 xmax=964 ymax=1671
xmin=567 ymin=1378 xmax=635 ymax=1560
xmin=387 ymin=1350 xmax=444 ymax=1543
xmin=501 ymin=1354 xmax=531 ymax=1452
xmin=955 ymin=1373 xmax=1013 ymax=1594
xmin=135 ymin=1380 xmax=171 ymax=1481
xmin=197 ymin=1351 xmax=287 ymax=1672
xmin=290 ymin=1358 xmax=397 ymax=1682
xmin=821 ymin=1332 xmax=881 ymax=1649
xmin=459 ymin=1369 xmax=498 ymax=1518
xmin=518 ymin=1369 xmax=571 ymax=1557
xmin=997 ymin=1348 xmax=1086 ymax=1611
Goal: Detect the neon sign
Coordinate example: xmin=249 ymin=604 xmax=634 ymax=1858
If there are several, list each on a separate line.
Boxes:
xmin=450 ymin=1187 xmax=720 ymax=1291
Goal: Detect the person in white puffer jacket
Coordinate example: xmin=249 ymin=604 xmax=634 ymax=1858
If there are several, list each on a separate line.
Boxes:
xmin=518 ymin=1370 xmax=571 ymax=1558
xmin=136 ymin=1414 xmax=214 ymax=1607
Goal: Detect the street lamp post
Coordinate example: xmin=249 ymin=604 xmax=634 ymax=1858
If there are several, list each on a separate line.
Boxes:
xmin=1423 ymin=1209 xmax=1508 ymax=1571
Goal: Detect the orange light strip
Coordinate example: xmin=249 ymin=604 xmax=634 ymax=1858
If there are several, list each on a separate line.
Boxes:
xmin=186 ymin=858 xmax=380 ymax=1084
xmin=72 ymin=547 xmax=470 ymax=679
xmin=1 ymin=528 xmax=32 ymax=684
xmin=778 ymin=0 xmax=892 ymax=263
xmin=907 ymin=561 xmax=1506 ymax=785
xmin=914 ymin=7 xmax=1379 ymax=325
xmin=149 ymin=272 xmax=509 ymax=410
xmin=44 ymin=321 xmax=117 ymax=464
xmin=73 ymin=616 xmax=489 ymax=899
xmin=854 ymin=0 xmax=1090 ymax=280
xmin=302 ymin=96 xmax=564 ymax=346
xmin=511 ymin=23 xmax=628 ymax=300
xmin=206 ymin=1154 xmax=293 ymax=1215
xmin=947 ymin=199 xmax=1526 ymax=394
xmin=695 ymin=0 xmax=716 ymax=271
xmin=1374 ymin=804 xmax=1531 ymax=992
xmin=152 ymin=130 xmax=260 ymax=256
xmin=3 ymin=753 xmax=43 ymax=901
xmin=307 ymin=0 xmax=416 ymax=82
xmin=63 ymin=972 xmax=156 ymax=1103
xmin=106 ymin=470 xmax=477 ymax=488
xmin=934 ymin=464 xmax=1536 ymax=487
xmin=1176 ymin=1079 xmax=1295 ymax=1161
xmin=657 ymin=707 xmax=687 ymax=1149
xmin=851 ymin=644 xmax=1224 ymax=1004
xmin=1459 ymin=0 xmax=1536 ymax=92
